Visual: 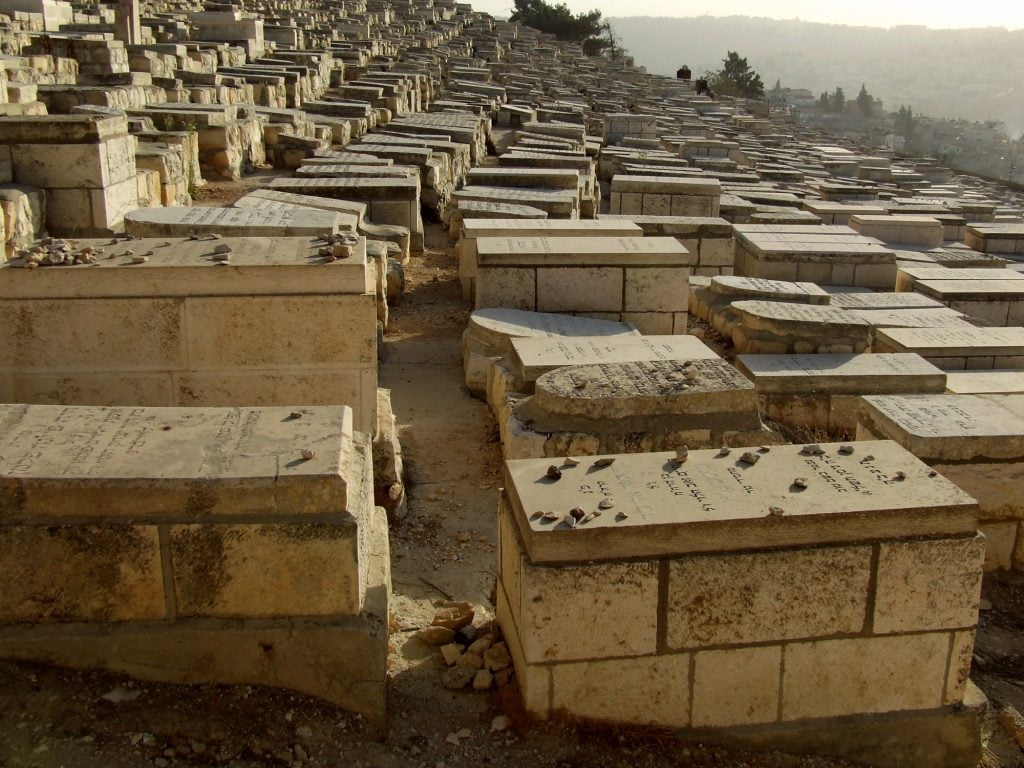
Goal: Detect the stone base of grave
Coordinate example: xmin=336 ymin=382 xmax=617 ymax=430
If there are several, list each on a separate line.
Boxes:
xmin=670 ymin=686 xmax=985 ymax=768
xmin=496 ymin=442 xmax=984 ymax=768
xmin=0 ymin=592 xmax=389 ymax=723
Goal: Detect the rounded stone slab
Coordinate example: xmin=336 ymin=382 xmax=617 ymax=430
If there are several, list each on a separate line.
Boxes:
xmin=709 ymin=276 xmax=831 ymax=304
xmin=516 ymin=359 xmax=760 ymax=433
xmin=732 ymin=300 xmax=871 ymax=336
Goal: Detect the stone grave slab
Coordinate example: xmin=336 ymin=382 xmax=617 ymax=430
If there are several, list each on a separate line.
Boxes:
xmin=498 ymin=438 xmax=982 ymax=741
xmin=462 ymin=308 xmax=639 ymax=398
xmin=0 ymin=237 xmax=378 ymax=433
xmin=910 ymin=279 xmax=1024 ymax=326
xmin=873 ymin=327 xmax=1024 ymax=370
xmin=474 ymin=236 xmax=694 ymax=335
xmin=858 ymin=393 xmax=1024 ymax=570
xmin=729 ymin=300 xmax=872 ymax=355
xmin=124 ymin=205 xmax=343 ymax=238
xmin=503 ymin=358 xmax=773 ymax=459
xmin=736 ymin=353 xmax=946 ymax=432
xmin=945 ymin=371 xmax=1024 ymax=395
xmin=457 ymin=218 xmax=643 ymax=300
xmin=0 ymin=403 xmax=388 ymax=716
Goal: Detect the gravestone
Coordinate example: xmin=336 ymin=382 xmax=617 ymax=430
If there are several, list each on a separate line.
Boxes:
xmin=0 ymin=403 xmax=388 ymax=717
xmin=858 ymin=394 xmax=1024 ymax=570
xmin=736 ymin=353 xmax=947 ymax=432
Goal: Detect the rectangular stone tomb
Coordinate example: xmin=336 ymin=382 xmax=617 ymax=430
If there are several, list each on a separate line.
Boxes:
xmin=733 ymin=225 xmax=897 ymax=289
xmin=0 ymin=236 xmax=378 ymax=433
xmin=457 ymin=219 xmax=643 ymax=300
xmin=736 ymin=353 xmax=947 ymax=432
xmin=964 ymin=224 xmax=1024 ymax=254
xmin=497 ymin=358 xmax=774 ymax=460
xmin=0 ymin=403 xmax=389 ymax=718
xmin=462 ymin=308 xmax=639 ymax=398
xmin=473 ymin=236 xmax=695 ymax=335
xmin=909 ymin=279 xmax=1024 ymax=327
xmin=850 ymin=215 xmax=944 ymax=247
xmin=124 ymin=205 xmax=344 ymax=238
xmin=873 ymin=327 xmax=1024 ymax=371
xmin=609 ymin=175 xmax=722 ymax=218
xmin=728 ymin=300 xmax=872 ymax=355
xmin=858 ymin=394 xmax=1024 ymax=571
xmin=497 ymin=441 xmax=983 ymax=759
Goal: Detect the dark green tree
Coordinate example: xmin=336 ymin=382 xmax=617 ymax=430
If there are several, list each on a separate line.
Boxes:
xmin=831 ymin=86 xmax=846 ymax=112
xmin=819 ymin=92 xmax=830 ymax=109
xmin=856 ymin=83 xmax=873 ymax=117
xmin=709 ymin=51 xmax=765 ymax=99
xmin=509 ymin=0 xmax=607 ymax=54
xmin=896 ymin=105 xmax=916 ymax=140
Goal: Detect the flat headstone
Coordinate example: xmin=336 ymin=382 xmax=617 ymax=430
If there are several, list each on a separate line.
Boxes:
xmin=844 ymin=308 xmax=973 ymax=329
xmin=124 ymin=206 xmax=343 ymax=238
xmin=945 ymin=371 xmax=1024 ymax=394
xmin=858 ymin=394 xmax=1024 ymax=460
xmin=708 ymin=276 xmax=830 ymax=304
xmin=510 ymin=335 xmax=718 ymax=385
xmin=475 ymin=236 xmax=692 ymax=266
xmin=0 ymin=403 xmax=361 ymax=515
xmin=736 ymin=353 xmax=946 ymax=394
xmin=503 ymin=440 xmax=976 ymax=564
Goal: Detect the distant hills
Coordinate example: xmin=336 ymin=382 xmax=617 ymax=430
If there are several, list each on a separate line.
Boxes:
xmin=607 ymin=15 xmax=1024 ymax=135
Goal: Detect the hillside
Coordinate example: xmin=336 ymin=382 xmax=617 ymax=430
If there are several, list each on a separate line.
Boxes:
xmin=608 ymin=15 xmax=1024 ymax=134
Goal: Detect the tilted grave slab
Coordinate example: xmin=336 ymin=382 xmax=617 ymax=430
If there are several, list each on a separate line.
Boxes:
xmin=462 ymin=308 xmax=639 ymax=398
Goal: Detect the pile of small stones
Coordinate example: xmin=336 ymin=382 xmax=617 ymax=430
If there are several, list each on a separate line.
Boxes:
xmin=15 ymin=237 xmax=101 ymax=267
xmin=415 ymin=601 xmax=514 ymax=692
xmin=316 ymin=232 xmax=360 ymax=262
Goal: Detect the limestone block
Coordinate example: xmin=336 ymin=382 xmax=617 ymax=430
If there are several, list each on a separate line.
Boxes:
xmin=692 ymin=646 xmax=781 ymax=727
xmin=782 ymin=634 xmax=951 ymax=720
xmin=873 ymin=535 xmax=984 ymax=634
xmin=551 ymin=655 xmax=691 ymax=728
xmin=516 ymin=557 xmax=659 ymax=663
xmin=0 ymin=524 xmax=164 ymax=622
xmin=667 ymin=547 xmax=871 ymax=648
xmin=536 ymin=267 xmax=622 ymax=313
xmin=170 ymin=522 xmax=361 ymax=618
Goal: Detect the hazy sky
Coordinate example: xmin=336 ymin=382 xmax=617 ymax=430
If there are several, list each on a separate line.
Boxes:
xmin=471 ymin=0 xmax=1024 ymax=29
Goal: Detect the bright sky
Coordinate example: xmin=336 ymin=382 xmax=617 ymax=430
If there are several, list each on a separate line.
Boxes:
xmin=470 ymin=0 xmax=1024 ymax=29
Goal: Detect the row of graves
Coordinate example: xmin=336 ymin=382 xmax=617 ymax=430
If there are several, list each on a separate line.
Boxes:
xmin=1 ymin=0 xmax=1024 ymax=764
xmin=450 ymin=39 xmax=1024 ymax=768
xmin=0 ymin=0 xmax=547 ymax=726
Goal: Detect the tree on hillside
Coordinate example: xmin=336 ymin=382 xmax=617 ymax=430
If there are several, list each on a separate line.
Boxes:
xmin=856 ymin=83 xmax=874 ymax=117
xmin=832 ymin=86 xmax=846 ymax=113
xmin=896 ymin=105 xmax=916 ymax=140
xmin=708 ymin=51 xmax=765 ymax=99
xmin=509 ymin=0 xmax=609 ymax=54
